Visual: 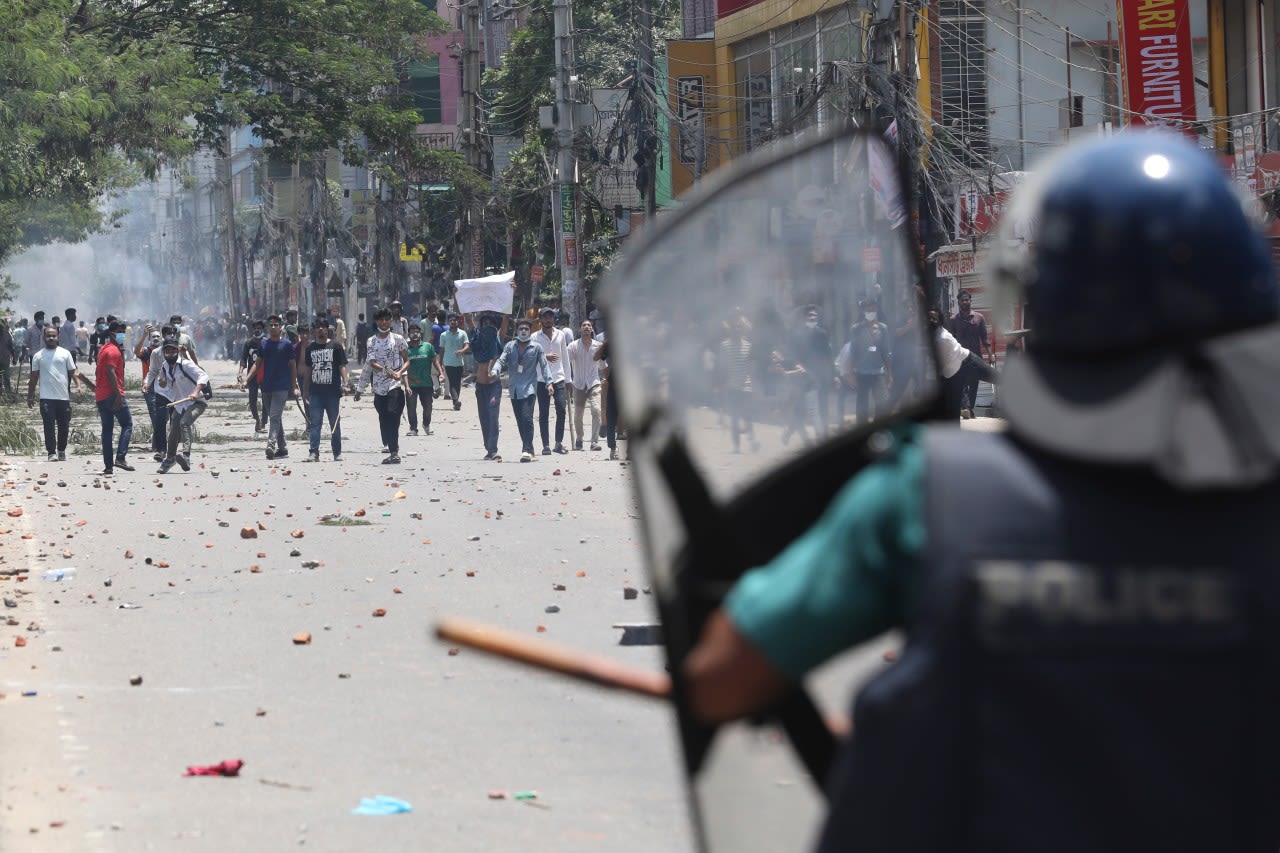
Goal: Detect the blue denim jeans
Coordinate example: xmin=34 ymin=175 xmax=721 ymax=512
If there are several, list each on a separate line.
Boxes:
xmin=144 ymin=389 xmax=168 ymax=453
xmin=308 ymin=392 xmax=342 ymax=455
xmin=96 ymin=398 xmax=133 ymax=469
xmin=475 ymin=381 xmax=502 ymax=455
xmin=511 ymin=394 xmax=536 ymax=455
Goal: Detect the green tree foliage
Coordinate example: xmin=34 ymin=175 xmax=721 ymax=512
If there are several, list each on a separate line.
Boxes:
xmin=484 ymin=0 xmax=680 ymax=275
xmin=0 ymin=0 xmax=213 ymax=262
xmin=0 ymin=0 xmax=448 ymax=266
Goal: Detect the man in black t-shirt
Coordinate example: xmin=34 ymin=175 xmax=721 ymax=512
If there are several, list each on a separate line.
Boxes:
xmin=301 ymin=320 xmax=349 ymax=462
xmin=237 ymin=318 xmax=267 ymax=432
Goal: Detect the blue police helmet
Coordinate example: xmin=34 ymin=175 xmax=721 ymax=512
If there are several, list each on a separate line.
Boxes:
xmin=997 ymin=131 xmax=1278 ymax=355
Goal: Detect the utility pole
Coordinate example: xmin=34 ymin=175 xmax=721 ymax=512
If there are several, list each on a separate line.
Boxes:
xmin=639 ymin=0 xmax=658 ymax=219
xmin=461 ymin=0 xmax=484 ymax=279
xmin=895 ymin=0 xmax=923 ymax=272
xmin=218 ymin=126 xmax=245 ymax=317
xmin=552 ymin=0 xmax=581 ymax=324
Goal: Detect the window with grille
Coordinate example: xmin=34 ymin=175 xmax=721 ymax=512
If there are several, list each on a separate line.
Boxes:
xmin=936 ymin=0 xmax=989 ymax=166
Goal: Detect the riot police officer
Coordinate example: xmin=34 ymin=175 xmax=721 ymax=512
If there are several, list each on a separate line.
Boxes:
xmin=682 ymin=132 xmax=1280 ymax=851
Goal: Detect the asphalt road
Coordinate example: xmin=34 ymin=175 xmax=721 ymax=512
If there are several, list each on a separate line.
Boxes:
xmin=0 ymin=358 xmax=697 ymax=852
xmin=0 ymin=356 xmax=979 ymax=852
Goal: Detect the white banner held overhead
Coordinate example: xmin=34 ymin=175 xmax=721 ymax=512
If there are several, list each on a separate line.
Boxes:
xmin=454 ymin=271 xmax=516 ymax=315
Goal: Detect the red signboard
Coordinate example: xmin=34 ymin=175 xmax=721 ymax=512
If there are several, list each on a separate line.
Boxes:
xmin=955 ymin=189 xmax=1009 ymax=239
xmin=718 ymin=0 xmax=766 ymax=18
xmin=1115 ymin=0 xmax=1198 ymax=125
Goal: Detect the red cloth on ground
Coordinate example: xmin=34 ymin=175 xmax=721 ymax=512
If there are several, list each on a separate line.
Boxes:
xmin=184 ymin=759 xmax=244 ymax=777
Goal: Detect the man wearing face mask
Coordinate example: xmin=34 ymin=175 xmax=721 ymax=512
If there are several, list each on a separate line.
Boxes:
xmin=238 ymin=318 xmax=267 ymax=433
xmin=156 ymin=337 xmax=209 ymax=473
xmin=791 ymin=305 xmax=835 ymax=438
xmin=27 ymin=325 xmax=88 ymax=461
xmin=491 ymin=318 xmax=551 ymax=463
xmin=92 ymin=321 xmax=135 ymax=475
xmin=258 ymin=315 xmax=300 ymax=460
xmin=144 ymin=324 xmax=186 ymax=457
xmin=470 ymin=312 xmax=506 ymax=461
xmin=354 ymin=307 xmax=409 ymax=464
xmin=89 ymin=316 xmax=107 ymax=363
xmin=301 ymin=320 xmax=349 ymax=462
xmin=844 ymin=296 xmax=892 ymax=425
xmin=135 ymin=326 xmax=168 ymax=461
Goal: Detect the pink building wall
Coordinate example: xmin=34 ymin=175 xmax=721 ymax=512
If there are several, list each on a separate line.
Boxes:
xmin=421 ymin=0 xmax=462 ymax=133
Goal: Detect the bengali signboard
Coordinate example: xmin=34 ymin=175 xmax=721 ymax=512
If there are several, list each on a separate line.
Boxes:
xmin=560 ymin=185 xmax=576 ymax=234
xmin=1115 ymin=0 xmax=1197 ymax=125
xmin=934 ymin=249 xmax=978 ymax=278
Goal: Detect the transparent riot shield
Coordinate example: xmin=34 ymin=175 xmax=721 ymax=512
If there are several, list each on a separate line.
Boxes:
xmin=602 ymin=128 xmax=938 ymax=851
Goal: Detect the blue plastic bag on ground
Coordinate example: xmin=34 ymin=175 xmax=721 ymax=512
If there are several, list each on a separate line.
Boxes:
xmin=352 ymin=795 xmax=413 ymax=816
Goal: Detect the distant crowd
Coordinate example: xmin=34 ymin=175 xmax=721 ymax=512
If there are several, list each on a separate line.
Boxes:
xmin=6 ymin=300 xmax=624 ymax=472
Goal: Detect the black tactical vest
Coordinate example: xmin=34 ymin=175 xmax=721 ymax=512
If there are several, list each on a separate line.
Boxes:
xmin=818 ymin=427 xmax=1280 ymax=853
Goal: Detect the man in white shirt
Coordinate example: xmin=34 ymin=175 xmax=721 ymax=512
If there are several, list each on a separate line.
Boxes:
xmin=929 ymin=308 xmax=997 ymax=419
xmin=27 ymin=326 xmax=86 ymax=461
xmin=354 ymin=307 xmax=409 ymax=464
xmin=534 ymin=307 xmax=572 ymax=455
xmin=155 ymin=337 xmax=210 ymax=473
xmin=75 ymin=321 xmax=90 ymax=358
xmin=566 ymin=320 xmax=604 ymax=451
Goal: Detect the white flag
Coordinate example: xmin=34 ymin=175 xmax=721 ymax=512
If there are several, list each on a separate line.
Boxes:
xmin=454 ymin=271 xmax=516 ymax=314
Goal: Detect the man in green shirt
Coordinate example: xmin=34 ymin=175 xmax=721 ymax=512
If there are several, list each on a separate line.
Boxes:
xmin=404 ymin=325 xmax=439 ymax=436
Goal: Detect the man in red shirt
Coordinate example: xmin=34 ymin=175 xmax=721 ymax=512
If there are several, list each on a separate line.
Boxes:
xmin=93 ymin=319 xmax=135 ymax=475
